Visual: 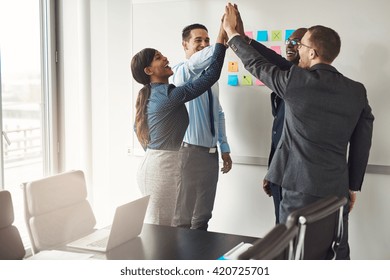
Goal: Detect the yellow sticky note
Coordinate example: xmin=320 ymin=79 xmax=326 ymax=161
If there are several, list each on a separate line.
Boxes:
xmin=241 ymin=75 xmax=253 ymax=86
xmin=228 ymin=61 xmax=239 ymax=72
xmin=271 ymin=30 xmax=282 ymax=41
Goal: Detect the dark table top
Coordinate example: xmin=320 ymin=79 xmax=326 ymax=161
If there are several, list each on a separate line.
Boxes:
xmin=104 ymin=223 xmax=259 ymax=260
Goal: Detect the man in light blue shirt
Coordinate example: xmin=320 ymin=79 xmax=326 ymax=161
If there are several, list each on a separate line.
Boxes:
xmin=171 ymin=23 xmax=232 ymax=231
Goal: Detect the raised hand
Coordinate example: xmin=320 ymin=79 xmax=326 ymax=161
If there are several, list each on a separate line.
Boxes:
xmin=217 ymin=14 xmax=228 ymax=45
xmin=234 ymin=4 xmax=245 ymax=37
xmin=222 ymin=3 xmax=239 ymax=38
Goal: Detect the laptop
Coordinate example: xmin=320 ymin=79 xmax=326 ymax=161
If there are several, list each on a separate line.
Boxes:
xmin=67 ymin=195 xmax=150 ymax=252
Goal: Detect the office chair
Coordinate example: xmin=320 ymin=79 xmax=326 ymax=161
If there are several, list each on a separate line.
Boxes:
xmin=21 ymin=170 xmax=97 ymax=254
xmin=238 ymin=224 xmax=299 ymax=260
xmin=0 ymin=190 xmax=26 ymax=259
xmin=286 ymin=195 xmax=347 ymax=260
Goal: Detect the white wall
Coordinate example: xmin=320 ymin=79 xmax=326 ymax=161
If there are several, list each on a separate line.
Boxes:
xmin=58 ymin=0 xmax=390 ymax=259
xmin=57 ymin=0 xmax=92 ymax=175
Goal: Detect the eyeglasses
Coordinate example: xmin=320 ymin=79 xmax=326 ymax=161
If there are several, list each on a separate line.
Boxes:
xmin=297 ymin=41 xmax=319 ymax=56
xmin=285 ymin=38 xmax=300 ymax=46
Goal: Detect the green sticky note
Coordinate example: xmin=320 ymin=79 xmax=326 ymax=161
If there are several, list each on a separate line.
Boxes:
xmin=271 ymin=30 xmax=282 ymax=41
xmin=241 ymin=75 xmax=253 ymax=86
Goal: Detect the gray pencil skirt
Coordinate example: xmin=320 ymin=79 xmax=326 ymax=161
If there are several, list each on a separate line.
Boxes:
xmin=136 ymin=149 xmax=180 ymax=226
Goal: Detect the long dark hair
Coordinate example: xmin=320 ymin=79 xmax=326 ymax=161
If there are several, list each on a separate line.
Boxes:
xmin=131 ymin=48 xmax=156 ymax=149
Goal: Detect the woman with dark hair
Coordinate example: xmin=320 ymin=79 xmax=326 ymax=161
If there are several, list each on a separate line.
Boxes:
xmin=130 ymin=23 xmax=226 ymax=226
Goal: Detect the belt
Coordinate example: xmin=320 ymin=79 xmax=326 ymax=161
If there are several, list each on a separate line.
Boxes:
xmin=181 ymin=142 xmax=217 ymax=154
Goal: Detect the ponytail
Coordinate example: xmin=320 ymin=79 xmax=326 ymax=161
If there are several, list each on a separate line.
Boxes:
xmin=135 ymin=84 xmax=151 ymax=149
xmin=131 ymin=47 xmax=157 ymax=149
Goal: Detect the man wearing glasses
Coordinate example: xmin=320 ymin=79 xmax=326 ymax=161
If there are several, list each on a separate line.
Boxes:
xmin=224 ymin=4 xmax=374 ymax=260
xmin=256 ymin=29 xmax=307 ymax=225
xmin=236 ymin=13 xmax=307 ymax=224
xmin=265 ymin=30 xmax=307 ymax=224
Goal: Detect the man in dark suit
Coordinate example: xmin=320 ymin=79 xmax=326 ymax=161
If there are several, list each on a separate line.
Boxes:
xmin=223 ymin=4 xmax=374 ymax=259
xmin=235 ymin=20 xmax=307 ymax=224
xmin=238 ymin=25 xmax=307 ymax=224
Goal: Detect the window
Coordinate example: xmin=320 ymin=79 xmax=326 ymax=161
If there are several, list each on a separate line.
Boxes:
xmin=0 ymin=0 xmax=57 ymax=249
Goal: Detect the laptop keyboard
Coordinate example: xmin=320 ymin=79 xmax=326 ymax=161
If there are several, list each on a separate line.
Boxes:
xmin=87 ymin=236 xmax=109 ymax=248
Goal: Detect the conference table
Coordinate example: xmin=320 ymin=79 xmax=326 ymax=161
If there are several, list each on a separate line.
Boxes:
xmin=71 ymin=224 xmax=259 ymax=260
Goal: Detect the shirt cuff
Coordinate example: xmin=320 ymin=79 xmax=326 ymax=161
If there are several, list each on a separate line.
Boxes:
xmin=219 ymin=143 xmax=231 ymax=154
xmin=227 ymin=33 xmax=240 ymax=43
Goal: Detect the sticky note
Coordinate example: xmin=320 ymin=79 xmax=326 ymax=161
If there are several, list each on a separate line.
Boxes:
xmin=271 ymin=30 xmax=282 ymax=41
xmin=270 ymin=46 xmax=281 ymax=55
xmin=241 ymin=75 xmax=253 ymax=86
xmin=285 ymin=29 xmax=295 ymax=40
xmin=255 ymin=79 xmax=265 ymax=86
xmin=228 ymin=75 xmax=239 ymax=86
xmin=245 ymin=31 xmax=253 ymax=39
xmin=256 ymin=30 xmax=268 ymax=41
xmin=228 ymin=61 xmax=239 ymax=72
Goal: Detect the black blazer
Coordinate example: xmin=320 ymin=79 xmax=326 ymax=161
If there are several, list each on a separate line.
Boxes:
xmin=246 ymin=40 xmax=292 ymax=166
xmin=228 ymin=35 xmax=374 ymax=198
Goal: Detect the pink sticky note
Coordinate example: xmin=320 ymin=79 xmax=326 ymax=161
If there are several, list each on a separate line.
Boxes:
xmin=270 ymin=46 xmax=282 ymax=55
xmin=255 ymin=79 xmax=265 ymax=86
xmin=245 ymin=31 xmax=253 ymax=39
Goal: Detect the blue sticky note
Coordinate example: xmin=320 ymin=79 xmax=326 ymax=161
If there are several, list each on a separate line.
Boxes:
xmin=256 ymin=30 xmax=268 ymax=41
xmin=285 ymin=29 xmax=295 ymax=40
xmin=228 ymin=75 xmax=239 ymax=86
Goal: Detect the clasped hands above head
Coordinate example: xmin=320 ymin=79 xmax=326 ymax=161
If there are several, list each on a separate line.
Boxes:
xmin=221 ymin=3 xmax=245 ymax=40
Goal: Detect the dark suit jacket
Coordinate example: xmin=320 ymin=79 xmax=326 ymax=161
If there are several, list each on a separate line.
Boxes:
xmin=228 ymin=35 xmax=374 ymax=198
xmin=247 ymin=40 xmax=292 ymax=166
xmin=269 ymin=93 xmax=284 ymax=166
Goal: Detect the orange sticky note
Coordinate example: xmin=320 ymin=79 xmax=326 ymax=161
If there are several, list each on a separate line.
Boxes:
xmin=228 ymin=61 xmax=239 ymax=72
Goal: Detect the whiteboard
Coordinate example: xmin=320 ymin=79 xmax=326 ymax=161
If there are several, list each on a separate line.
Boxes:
xmin=131 ymin=0 xmax=390 ymax=170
